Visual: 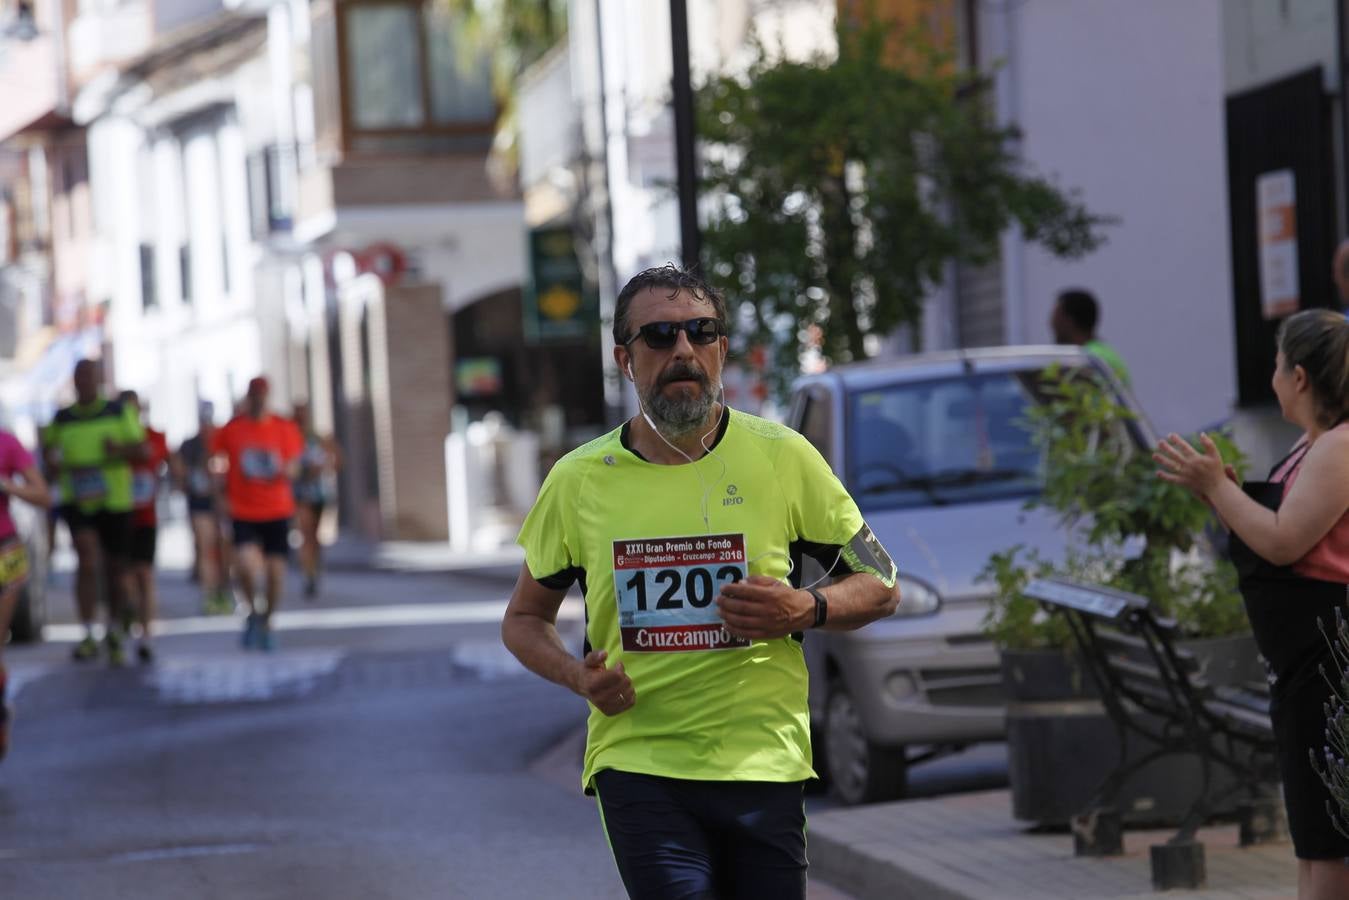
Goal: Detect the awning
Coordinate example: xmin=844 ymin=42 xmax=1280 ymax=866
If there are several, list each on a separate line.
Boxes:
xmin=0 ymin=327 xmax=103 ymax=426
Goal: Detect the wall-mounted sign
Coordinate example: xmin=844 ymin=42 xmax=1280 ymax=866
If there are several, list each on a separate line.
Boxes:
xmin=455 ymin=356 xmax=503 ymax=398
xmin=1256 ymin=169 xmax=1299 ymax=320
xmin=524 ymin=226 xmax=597 ymax=343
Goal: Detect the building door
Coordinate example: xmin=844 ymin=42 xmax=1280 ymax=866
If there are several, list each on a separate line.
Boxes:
xmin=1226 ymin=67 xmax=1336 ymax=406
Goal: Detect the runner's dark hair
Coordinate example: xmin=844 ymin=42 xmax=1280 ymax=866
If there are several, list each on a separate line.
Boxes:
xmin=1056 ymin=289 xmax=1099 ymax=335
xmin=1277 ymin=308 xmax=1349 ymax=428
xmin=612 ymin=265 xmax=728 ymax=346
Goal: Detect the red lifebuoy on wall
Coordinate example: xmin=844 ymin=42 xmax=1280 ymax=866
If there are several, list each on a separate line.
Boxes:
xmin=357 ymin=243 xmax=407 ymax=286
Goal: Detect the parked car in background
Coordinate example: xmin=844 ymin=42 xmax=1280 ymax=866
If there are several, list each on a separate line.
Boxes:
xmin=787 ymin=346 xmax=1152 ymax=804
xmin=7 ymin=496 xmax=50 ymax=642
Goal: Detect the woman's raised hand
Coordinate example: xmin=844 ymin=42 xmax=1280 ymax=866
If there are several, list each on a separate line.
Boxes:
xmin=1154 ymin=432 xmax=1227 ymax=497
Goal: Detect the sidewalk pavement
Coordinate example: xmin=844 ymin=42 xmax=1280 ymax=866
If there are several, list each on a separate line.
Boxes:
xmin=808 ymin=789 xmax=1296 ymax=900
xmin=322 ymin=532 xmax=523 ymax=580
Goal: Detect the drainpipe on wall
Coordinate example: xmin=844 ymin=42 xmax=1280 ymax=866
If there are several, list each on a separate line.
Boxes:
xmin=1338 ymin=0 xmax=1349 ymax=238
xmin=592 ymin=0 xmax=625 ymax=426
xmin=991 ymin=0 xmax=1027 ymax=345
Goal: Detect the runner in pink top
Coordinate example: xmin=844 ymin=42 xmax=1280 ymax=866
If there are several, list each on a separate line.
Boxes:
xmin=0 ymin=427 xmax=52 ymax=763
xmin=0 ymin=431 xmax=36 ymax=541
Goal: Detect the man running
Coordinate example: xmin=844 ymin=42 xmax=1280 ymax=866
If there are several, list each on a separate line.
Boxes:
xmin=1050 ymin=288 xmax=1132 ymax=388
xmin=0 ymin=425 xmax=51 ymax=759
xmin=502 ymin=265 xmax=900 ymax=898
xmin=44 ymin=359 xmax=146 ymax=665
xmin=291 ymin=400 xmax=340 ymax=600
xmin=172 ymin=402 xmax=232 ymax=614
xmin=119 ymin=390 xmax=168 ymax=663
xmin=211 ymin=377 xmax=302 ymax=651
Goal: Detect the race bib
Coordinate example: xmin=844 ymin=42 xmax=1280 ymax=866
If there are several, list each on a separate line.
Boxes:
xmin=71 ymin=467 xmax=107 ymax=503
xmin=240 ymin=447 xmax=281 ymax=481
xmin=612 ymin=532 xmax=749 ymax=652
xmin=132 ymin=471 xmax=158 ymax=506
xmin=188 ymin=468 xmax=212 ymax=496
xmin=0 ymin=540 xmax=28 ymax=585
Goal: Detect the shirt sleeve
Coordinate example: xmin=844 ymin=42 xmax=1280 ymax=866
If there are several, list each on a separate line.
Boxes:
xmin=516 ymin=462 xmax=581 ymax=590
xmin=0 ymin=432 xmax=32 ymax=477
xmin=150 ymin=433 xmax=170 ymax=466
xmin=284 ymin=420 xmax=304 ymax=461
xmin=121 ymin=405 xmax=146 ymax=444
xmin=209 ymin=425 xmax=228 ymax=458
xmin=779 ymin=433 xmax=898 ymax=588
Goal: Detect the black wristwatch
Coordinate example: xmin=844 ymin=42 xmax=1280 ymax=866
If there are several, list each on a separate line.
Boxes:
xmin=807 ymin=588 xmax=828 ymax=629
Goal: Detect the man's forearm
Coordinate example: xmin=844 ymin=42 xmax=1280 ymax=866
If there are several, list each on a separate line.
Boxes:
xmin=106 ymin=442 xmax=149 ymax=463
xmin=502 ymin=614 xmax=583 ymax=694
xmin=815 ymin=572 xmax=899 ymax=631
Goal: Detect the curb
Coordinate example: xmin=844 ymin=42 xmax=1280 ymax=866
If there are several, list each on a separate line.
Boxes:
xmin=808 ymin=823 xmax=975 ymax=900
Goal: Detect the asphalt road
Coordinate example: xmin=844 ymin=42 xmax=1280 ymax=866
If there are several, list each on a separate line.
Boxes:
xmin=0 ymin=526 xmax=866 ymax=899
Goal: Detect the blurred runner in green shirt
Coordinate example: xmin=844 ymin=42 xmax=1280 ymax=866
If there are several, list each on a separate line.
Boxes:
xmin=44 ymin=359 xmax=147 ymax=665
xmin=1051 ymin=288 xmax=1132 ymax=388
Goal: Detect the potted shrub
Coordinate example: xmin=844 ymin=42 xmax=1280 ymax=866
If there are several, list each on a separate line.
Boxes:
xmin=1314 ymin=610 xmax=1349 ymax=836
xmin=981 ymin=365 xmax=1257 ymax=826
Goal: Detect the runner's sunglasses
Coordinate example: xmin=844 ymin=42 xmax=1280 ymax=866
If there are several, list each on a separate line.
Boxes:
xmin=622 ymin=317 xmax=725 ymax=350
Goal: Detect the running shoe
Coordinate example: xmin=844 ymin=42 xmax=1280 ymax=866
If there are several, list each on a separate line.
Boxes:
xmin=207 ymin=590 xmax=234 ymax=615
xmin=137 ymin=643 xmax=154 ymax=665
xmin=71 ymin=635 xmax=99 ymax=662
xmin=304 ymin=577 xmax=317 ymax=601
xmin=105 ymin=630 xmax=126 ymax=667
xmin=257 ymin=621 xmax=276 ymax=653
xmin=240 ymin=614 xmax=260 ymax=650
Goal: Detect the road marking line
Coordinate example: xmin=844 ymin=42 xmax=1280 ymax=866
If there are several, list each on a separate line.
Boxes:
xmin=43 ymin=599 xmax=584 ymax=643
xmin=107 ymin=843 xmax=267 ymax=863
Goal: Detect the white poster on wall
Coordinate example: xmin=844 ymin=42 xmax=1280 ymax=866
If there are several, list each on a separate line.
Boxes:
xmin=1256 ymin=169 xmax=1299 ymax=320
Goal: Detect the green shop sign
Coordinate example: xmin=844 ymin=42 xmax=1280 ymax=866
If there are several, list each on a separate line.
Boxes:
xmin=524 ymin=226 xmax=597 ymax=343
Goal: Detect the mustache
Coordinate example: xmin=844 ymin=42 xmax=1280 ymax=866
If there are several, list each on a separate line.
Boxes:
xmin=659 ymin=362 xmax=709 ymax=387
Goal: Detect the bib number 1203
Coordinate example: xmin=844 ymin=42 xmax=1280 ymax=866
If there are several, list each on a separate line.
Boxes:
xmin=623 ymin=565 xmax=743 ymax=611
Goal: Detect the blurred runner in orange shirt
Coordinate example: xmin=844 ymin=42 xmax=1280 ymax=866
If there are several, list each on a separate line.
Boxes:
xmin=210 ymin=377 xmax=302 ymax=651
xmin=120 ymin=390 xmax=168 ymax=663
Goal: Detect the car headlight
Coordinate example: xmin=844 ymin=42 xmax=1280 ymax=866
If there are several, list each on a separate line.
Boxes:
xmin=893 ymin=574 xmax=941 ymax=617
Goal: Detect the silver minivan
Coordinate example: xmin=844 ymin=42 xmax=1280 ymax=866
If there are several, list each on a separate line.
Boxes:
xmin=787 ymin=346 xmax=1150 ymax=804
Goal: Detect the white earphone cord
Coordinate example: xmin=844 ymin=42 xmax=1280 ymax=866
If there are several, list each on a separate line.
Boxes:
xmin=633 ymin=377 xmax=846 ymax=591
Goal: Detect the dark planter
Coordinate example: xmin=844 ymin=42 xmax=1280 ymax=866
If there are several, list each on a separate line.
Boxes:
xmin=1003 ymin=635 xmax=1260 ymax=828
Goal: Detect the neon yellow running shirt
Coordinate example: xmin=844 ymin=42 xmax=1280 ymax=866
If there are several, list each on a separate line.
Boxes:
xmin=47 ymin=397 xmax=145 ymax=514
xmin=517 ymin=410 xmax=897 ymax=791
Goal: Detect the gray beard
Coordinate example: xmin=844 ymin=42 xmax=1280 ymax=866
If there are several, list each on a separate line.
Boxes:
xmin=644 ymin=382 xmax=717 ymax=440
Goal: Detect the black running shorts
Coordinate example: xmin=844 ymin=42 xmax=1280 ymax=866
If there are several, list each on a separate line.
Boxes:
xmin=592 ymin=769 xmax=807 ymax=900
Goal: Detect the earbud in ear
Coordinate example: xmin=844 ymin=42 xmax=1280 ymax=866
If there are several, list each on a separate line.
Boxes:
xmin=627 ymin=363 xmax=635 ymax=381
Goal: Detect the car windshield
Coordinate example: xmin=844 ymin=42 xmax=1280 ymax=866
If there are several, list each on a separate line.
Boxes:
xmin=847 ymin=371 xmax=1044 ymax=512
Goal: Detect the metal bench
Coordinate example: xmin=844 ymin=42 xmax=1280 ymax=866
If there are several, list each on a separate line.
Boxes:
xmin=1023 ymin=577 xmax=1283 ymax=890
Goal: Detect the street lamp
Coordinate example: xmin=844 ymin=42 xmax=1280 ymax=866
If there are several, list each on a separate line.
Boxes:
xmin=669 ymin=0 xmax=699 ymax=272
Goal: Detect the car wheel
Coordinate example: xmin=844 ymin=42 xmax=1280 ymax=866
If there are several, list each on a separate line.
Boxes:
xmin=824 ymin=676 xmax=907 ymax=805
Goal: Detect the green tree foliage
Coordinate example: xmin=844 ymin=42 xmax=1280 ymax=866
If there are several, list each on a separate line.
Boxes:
xmin=981 ymin=366 xmax=1250 ymax=650
xmin=697 ymin=17 xmax=1109 ymax=395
